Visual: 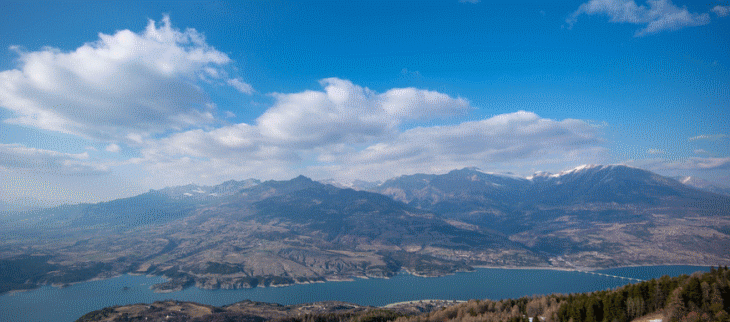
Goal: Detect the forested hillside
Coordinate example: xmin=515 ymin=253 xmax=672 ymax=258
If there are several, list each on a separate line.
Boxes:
xmin=390 ymin=267 xmax=730 ymax=322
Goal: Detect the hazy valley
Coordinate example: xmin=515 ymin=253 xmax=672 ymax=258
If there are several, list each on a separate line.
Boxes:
xmin=1 ymin=165 xmax=728 ymax=295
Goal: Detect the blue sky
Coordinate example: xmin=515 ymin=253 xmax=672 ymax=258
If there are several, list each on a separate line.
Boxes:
xmin=1 ymin=0 xmax=728 ymax=207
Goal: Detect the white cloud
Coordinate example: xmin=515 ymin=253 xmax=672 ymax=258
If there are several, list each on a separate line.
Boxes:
xmin=689 ymin=134 xmax=728 ymax=141
xmin=311 ymin=111 xmax=606 ymax=179
xmin=146 ymin=123 xmax=276 ymax=159
xmin=712 ymin=5 xmax=730 ymax=17
xmin=401 ymin=68 xmax=421 ymax=77
xmin=0 ymin=71 xmax=608 ymax=193
xmin=257 ymin=78 xmax=469 ymax=147
xmin=227 ymin=78 xmax=255 ymax=94
xmin=0 ymin=143 xmax=108 ymax=175
xmin=673 ymin=157 xmax=730 ymax=170
xmin=567 ymin=0 xmax=711 ymax=36
xmin=141 ymin=78 xmax=469 ymax=158
xmin=628 ymin=157 xmax=730 ymax=173
xmin=647 ymin=148 xmax=663 ymax=154
xmin=0 ymin=15 xmax=249 ymax=142
xmin=137 ymin=100 xmax=606 ymax=183
xmin=105 ymin=143 xmax=121 ymax=153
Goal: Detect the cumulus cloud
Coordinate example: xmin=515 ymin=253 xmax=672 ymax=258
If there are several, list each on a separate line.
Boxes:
xmin=567 ymin=0 xmax=711 ymax=36
xmin=712 ymin=5 xmax=730 ymax=17
xmin=0 ymin=72 xmax=602 ymax=187
xmin=257 ymin=78 xmax=470 ymax=147
xmin=141 ymin=78 xmax=469 ymax=157
xmin=0 ymin=143 xmax=108 ymax=175
xmin=138 ymin=100 xmax=606 ymax=183
xmin=0 ymin=15 xmax=249 ymax=142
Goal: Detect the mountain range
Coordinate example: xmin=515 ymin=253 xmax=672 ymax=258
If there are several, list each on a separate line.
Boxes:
xmin=1 ymin=164 xmax=728 ymax=294
xmin=673 ymin=175 xmax=730 ymax=197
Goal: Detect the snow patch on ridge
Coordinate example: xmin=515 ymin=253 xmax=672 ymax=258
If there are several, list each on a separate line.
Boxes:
xmin=526 ymin=164 xmax=637 ymax=180
xmin=467 ymin=167 xmax=528 ymax=181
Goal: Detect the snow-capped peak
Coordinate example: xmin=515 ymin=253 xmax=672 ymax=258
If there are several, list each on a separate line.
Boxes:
xmin=528 ymin=164 xmax=637 ymax=180
xmin=555 ymin=164 xmax=606 ymax=176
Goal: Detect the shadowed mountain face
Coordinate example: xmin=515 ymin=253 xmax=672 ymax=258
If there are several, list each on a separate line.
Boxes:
xmin=371 ymin=165 xmax=730 ymax=268
xmin=1 ymin=165 xmax=728 ymax=294
xmin=374 ymin=168 xmax=530 ymax=225
xmin=373 ymin=165 xmax=729 ymax=225
xmin=528 ymin=165 xmax=707 ymax=205
xmin=376 ymin=165 xmax=721 ymax=208
xmin=252 ymin=178 xmax=515 ymax=250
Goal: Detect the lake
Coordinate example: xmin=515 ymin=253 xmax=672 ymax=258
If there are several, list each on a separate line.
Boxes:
xmin=0 ymin=265 xmax=710 ymax=322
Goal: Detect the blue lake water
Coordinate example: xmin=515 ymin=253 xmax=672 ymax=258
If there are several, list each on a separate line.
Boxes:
xmin=0 ymin=265 xmax=710 ymax=322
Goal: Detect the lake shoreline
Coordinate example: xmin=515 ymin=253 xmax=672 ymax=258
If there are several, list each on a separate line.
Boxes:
xmin=1 ymin=262 xmax=715 ymax=297
xmin=474 ymin=262 xmax=716 ymax=272
xmin=0 ymin=265 xmax=712 ymax=322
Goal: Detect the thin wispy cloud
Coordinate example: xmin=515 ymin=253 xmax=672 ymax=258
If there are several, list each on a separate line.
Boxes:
xmin=689 ymin=134 xmax=728 ymax=141
xmin=0 ymin=143 xmax=108 ymax=175
xmin=227 ymin=78 xmax=255 ymax=95
xmin=712 ymin=5 xmax=730 ymax=17
xmin=567 ymin=0 xmax=714 ymax=36
xmin=628 ymin=157 xmax=730 ymax=172
xmin=309 ymin=111 xmax=607 ymax=180
xmin=105 ymin=144 xmax=121 ymax=153
xmin=647 ymin=148 xmax=664 ymax=155
xmin=668 ymin=157 xmax=730 ymax=170
xmin=400 ymin=68 xmax=421 ymax=78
